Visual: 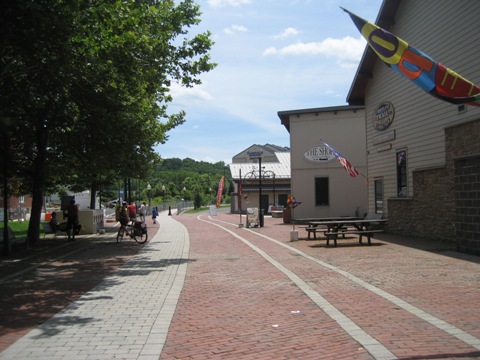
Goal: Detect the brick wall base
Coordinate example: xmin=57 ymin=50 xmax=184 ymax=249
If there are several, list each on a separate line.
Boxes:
xmin=388 ymin=119 xmax=480 ymax=254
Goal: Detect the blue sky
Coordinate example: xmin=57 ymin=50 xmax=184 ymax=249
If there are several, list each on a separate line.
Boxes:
xmin=156 ymin=0 xmax=383 ymax=164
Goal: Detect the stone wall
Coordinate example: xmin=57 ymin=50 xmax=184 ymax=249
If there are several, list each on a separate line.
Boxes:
xmin=388 ymin=166 xmax=455 ymax=242
xmin=454 ymin=154 xmax=480 ymax=255
xmin=388 ymin=119 xmax=480 ymax=252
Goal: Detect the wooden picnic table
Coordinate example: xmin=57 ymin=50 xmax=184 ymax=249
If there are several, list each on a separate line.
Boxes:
xmin=307 ymin=218 xmax=388 ymax=247
xmin=294 ymin=217 xmax=358 ymax=239
xmin=292 ymin=216 xmax=359 ymax=225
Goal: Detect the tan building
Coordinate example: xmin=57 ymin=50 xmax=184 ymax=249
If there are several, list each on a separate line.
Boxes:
xmin=278 ymin=105 xmax=368 ymax=219
xmin=279 ymin=0 xmax=480 ymax=254
xmin=346 ymin=0 xmax=480 ymax=254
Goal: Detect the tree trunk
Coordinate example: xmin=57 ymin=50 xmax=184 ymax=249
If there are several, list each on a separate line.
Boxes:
xmin=27 ymin=117 xmax=49 ymax=247
xmin=90 ymin=181 xmax=97 ymax=209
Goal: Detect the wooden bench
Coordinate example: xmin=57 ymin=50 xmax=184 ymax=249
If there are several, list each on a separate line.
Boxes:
xmin=303 ymin=226 xmax=322 ymax=240
xmin=300 ymin=225 xmax=347 ymax=240
xmin=324 ymin=229 xmax=384 ymax=247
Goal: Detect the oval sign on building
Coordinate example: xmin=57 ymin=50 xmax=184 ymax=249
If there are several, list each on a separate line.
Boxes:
xmin=303 ymin=144 xmax=335 ymax=163
xmin=373 ymin=102 xmax=394 ymax=131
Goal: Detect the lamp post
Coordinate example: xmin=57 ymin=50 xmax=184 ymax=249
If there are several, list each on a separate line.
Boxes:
xmin=1 ymin=116 xmax=12 ymax=256
xmin=247 ymin=150 xmax=264 ymax=227
xmin=161 ymin=185 xmax=166 ymax=210
xmin=146 ymin=183 xmax=152 ymax=215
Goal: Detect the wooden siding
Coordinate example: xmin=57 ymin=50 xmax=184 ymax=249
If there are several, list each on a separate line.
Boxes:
xmin=365 ymin=0 xmax=480 ymax=215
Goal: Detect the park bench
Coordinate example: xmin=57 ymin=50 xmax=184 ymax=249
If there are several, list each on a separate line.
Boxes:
xmin=41 ymin=222 xmax=69 ymax=239
xmin=0 ymin=226 xmax=28 ymax=247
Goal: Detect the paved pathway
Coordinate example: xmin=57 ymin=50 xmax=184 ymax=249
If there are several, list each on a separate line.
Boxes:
xmin=2 ymin=210 xmax=480 ymax=360
xmin=0 ymin=212 xmax=189 ymax=360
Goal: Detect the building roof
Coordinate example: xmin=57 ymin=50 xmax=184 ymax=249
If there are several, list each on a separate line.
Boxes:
xmin=229 ymin=152 xmax=290 ymax=180
xmin=346 ymin=0 xmax=401 ymax=105
xmin=231 ymin=143 xmax=289 ymax=161
xmin=277 ymin=105 xmax=364 ymax=133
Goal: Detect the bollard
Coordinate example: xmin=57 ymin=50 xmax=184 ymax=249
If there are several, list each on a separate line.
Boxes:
xmin=168 ymin=206 xmax=172 ymax=216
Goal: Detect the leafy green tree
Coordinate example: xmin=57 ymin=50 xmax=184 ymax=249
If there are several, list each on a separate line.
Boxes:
xmin=0 ymin=0 xmax=215 ymax=247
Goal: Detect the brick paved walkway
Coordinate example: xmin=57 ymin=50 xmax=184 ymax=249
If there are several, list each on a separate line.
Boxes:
xmin=1 ymin=209 xmax=480 ymax=359
xmin=165 ymin=211 xmax=480 ymax=360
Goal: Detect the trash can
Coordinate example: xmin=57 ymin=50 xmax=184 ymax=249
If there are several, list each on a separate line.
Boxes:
xmin=259 ymin=209 xmax=265 ymax=227
xmin=283 ymin=207 xmax=291 ymax=223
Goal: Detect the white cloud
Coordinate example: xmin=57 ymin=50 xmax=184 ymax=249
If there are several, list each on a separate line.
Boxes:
xmin=223 ymin=24 xmax=248 ymax=35
xmin=262 ymin=35 xmax=366 ymax=67
xmin=274 ymin=27 xmax=300 ymax=39
xmin=208 ymin=0 xmax=251 ymax=7
xmin=262 ymin=47 xmax=277 ymax=57
xmin=170 ymin=82 xmax=214 ymax=104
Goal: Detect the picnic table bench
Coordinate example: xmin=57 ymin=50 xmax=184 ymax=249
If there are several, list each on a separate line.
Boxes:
xmin=324 ymin=229 xmax=384 ymax=247
xmin=297 ymin=217 xmax=358 ymax=239
xmin=300 ymin=225 xmax=348 ymax=240
xmin=308 ymin=214 xmax=387 ymax=247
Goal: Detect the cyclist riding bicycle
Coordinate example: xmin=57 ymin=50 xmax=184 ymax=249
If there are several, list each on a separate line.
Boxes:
xmin=119 ymin=201 xmax=130 ymax=234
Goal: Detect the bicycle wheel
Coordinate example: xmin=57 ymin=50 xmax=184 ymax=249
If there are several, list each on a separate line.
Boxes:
xmin=134 ymin=228 xmax=148 ymax=244
xmin=116 ymin=227 xmax=125 ymax=243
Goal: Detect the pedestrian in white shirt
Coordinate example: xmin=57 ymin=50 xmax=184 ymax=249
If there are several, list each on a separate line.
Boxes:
xmin=139 ymin=202 xmax=147 ymax=223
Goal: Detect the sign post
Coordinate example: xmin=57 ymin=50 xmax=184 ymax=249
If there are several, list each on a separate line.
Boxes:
xmin=247 ymin=150 xmax=264 ymax=227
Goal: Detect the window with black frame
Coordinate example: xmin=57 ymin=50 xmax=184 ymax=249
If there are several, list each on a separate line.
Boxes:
xmin=396 ymin=150 xmax=407 ymax=197
xmin=315 ymin=177 xmax=329 ymax=206
xmin=374 ymin=178 xmax=383 ymax=213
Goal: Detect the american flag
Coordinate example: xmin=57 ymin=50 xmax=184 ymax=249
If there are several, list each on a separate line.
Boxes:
xmin=323 ymin=141 xmax=360 ymax=178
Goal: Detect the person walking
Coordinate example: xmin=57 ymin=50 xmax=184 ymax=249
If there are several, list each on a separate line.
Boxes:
xmin=152 ymin=207 xmax=158 ymax=224
xmin=128 ymin=201 xmax=137 ymax=222
xmin=65 ymin=199 xmax=79 ymax=242
xmin=139 ymin=202 xmax=147 ymax=223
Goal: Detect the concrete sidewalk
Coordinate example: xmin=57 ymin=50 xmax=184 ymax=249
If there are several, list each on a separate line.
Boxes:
xmin=0 ymin=212 xmax=189 ymax=360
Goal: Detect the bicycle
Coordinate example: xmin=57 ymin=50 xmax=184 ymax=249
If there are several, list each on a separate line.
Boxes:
xmin=117 ymin=220 xmax=148 ymax=244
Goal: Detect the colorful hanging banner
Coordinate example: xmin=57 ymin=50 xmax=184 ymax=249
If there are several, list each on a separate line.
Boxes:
xmin=216 ymin=176 xmax=225 ymax=208
xmin=287 ymin=196 xmax=302 ymax=209
xmin=342 ymin=7 xmax=480 ymax=107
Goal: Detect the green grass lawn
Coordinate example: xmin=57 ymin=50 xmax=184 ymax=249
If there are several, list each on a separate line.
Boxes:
xmin=0 ymin=221 xmax=32 ymax=237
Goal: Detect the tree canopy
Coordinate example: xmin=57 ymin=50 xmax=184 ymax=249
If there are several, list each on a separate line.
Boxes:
xmin=124 ymin=157 xmax=231 ymax=210
xmin=0 ymin=0 xmax=216 ymax=246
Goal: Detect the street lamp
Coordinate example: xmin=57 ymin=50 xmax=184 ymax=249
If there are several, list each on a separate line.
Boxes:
xmin=162 ymin=185 xmax=166 ymax=210
xmin=146 ymin=183 xmax=152 ymax=214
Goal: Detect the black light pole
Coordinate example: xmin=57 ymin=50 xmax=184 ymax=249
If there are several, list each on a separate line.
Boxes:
xmin=258 ymin=158 xmax=262 ymax=215
xmin=147 ymin=183 xmax=152 ymax=215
